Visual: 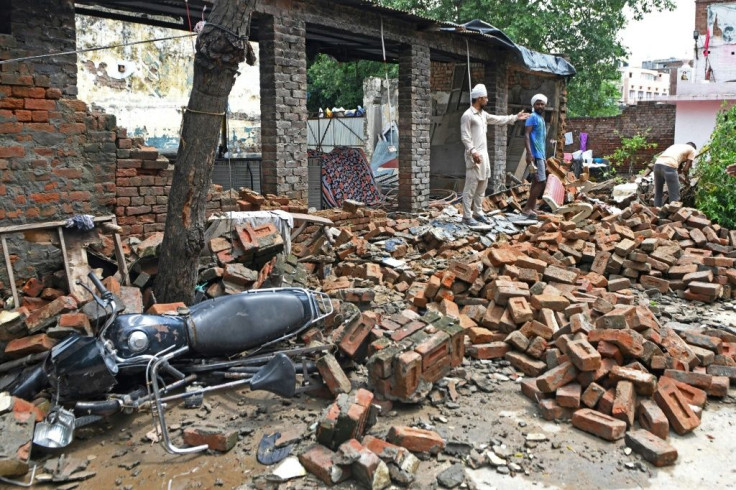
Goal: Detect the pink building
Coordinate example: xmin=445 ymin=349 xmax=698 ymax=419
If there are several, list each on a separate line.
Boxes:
xmin=659 ymin=0 xmax=736 ymax=148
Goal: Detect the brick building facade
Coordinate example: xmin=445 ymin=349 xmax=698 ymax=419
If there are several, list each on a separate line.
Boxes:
xmin=1 ymin=0 xmax=571 ymax=286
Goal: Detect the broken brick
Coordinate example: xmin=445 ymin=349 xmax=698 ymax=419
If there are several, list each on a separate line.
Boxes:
xmin=536 ymin=361 xmax=578 ymax=393
xmin=386 ymin=426 xmax=445 ymax=455
xmin=572 ymin=408 xmax=627 ymax=441
xmin=625 ymin=430 xmax=678 ymax=467
xmin=299 ymin=444 xmax=350 ymax=485
xmin=638 ymin=399 xmax=669 ymax=440
xmin=317 ymin=353 xmax=352 ymax=396
xmin=654 ymin=383 xmax=701 ymax=435
xmin=182 ymin=426 xmax=238 ymax=452
xmin=611 ymin=380 xmax=636 ymax=428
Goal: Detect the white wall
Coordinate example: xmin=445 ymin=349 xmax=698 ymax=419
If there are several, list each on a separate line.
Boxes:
xmin=76 ymin=16 xmax=261 ymax=154
xmin=675 ymin=100 xmax=735 ymax=150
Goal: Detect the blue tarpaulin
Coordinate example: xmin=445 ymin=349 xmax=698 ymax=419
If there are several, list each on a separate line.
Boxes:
xmin=442 ymin=20 xmax=576 ymax=77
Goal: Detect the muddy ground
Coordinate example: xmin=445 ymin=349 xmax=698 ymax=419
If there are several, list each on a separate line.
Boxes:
xmin=16 ymin=295 xmax=736 ymax=490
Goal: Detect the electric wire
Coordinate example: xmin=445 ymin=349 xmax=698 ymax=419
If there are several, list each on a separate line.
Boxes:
xmin=0 ymin=34 xmax=197 ymax=66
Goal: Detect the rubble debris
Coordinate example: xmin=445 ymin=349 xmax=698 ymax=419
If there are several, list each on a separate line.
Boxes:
xmin=2 ymin=181 xmax=736 ymax=488
xmin=0 ymin=399 xmax=35 ymax=477
xmin=182 ymin=426 xmax=238 ymax=452
xmin=316 ymin=389 xmax=378 ymax=450
xmin=270 ymin=456 xmax=307 ymax=482
xmin=436 ymin=463 xmax=466 ymax=488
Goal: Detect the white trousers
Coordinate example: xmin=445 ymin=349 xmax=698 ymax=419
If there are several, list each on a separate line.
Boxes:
xmin=462 ymin=171 xmax=488 ymax=218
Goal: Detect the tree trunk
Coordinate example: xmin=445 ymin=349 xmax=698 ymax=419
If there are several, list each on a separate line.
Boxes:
xmin=154 ymin=0 xmax=253 ymax=304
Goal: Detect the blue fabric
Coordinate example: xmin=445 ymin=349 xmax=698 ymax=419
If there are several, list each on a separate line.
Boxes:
xmin=65 ymin=214 xmax=95 ymax=231
xmin=370 ymin=126 xmax=399 ymax=171
xmin=526 ymin=112 xmax=546 ymax=159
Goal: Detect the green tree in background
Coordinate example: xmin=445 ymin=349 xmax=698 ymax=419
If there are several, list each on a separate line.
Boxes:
xmin=381 ymin=0 xmax=674 ymax=117
xmin=695 ymin=104 xmax=736 ymax=228
xmin=307 ymin=54 xmax=398 ymax=114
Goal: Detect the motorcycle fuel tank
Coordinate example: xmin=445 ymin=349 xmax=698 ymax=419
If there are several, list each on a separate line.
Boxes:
xmin=109 ymin=313 xmax=191 ymax=359
xmin=187 ymin=288 xmax=313 ymax=357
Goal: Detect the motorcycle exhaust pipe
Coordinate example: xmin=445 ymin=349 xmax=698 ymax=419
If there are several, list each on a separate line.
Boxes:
xmin=75 ymin=399 xmax=123 ymax=417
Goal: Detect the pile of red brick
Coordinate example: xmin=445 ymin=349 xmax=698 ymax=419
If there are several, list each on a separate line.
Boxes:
xmin=236 ymin=189 xmax=309 ymax=213
xmin=513 ymin=201 xmax=734 ymax=303
xmin=205 ymin=223 xmax=284 ymax=295
xmin=299 ymin=388 xmax=442 ymax=487
xmin=359 ymin=204 xmax=736 ymax=466
xmin=294 ymin=206 xmax=391 ymax=251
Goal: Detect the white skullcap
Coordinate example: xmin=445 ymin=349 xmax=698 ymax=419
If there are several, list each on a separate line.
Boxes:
xmin=531 ymin=93 xmax=548 ymax=105
xmin=471 ymin=84 xmax=488 ymax=99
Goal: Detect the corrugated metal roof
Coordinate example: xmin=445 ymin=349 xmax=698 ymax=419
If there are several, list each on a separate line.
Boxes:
xmin=74 ymin=0 xmax=574 ymax=76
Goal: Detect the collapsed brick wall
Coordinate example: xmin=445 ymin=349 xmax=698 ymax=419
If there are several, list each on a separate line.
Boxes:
xmin=0 ymin=0 xmax=114 ymax=224
xmin=0 ymin=0 xmax=117 ymax=288
xmin=0 ymin=0 xmax=238 ymax=290
xmin=112 ymin=137 xmax=238 ymax=237
xmin=566 ymin=103 xmax=676 ymax=174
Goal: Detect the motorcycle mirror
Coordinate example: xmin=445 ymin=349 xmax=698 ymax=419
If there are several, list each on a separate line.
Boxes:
xmin=249 ymin=353 xmax=296 ymax=398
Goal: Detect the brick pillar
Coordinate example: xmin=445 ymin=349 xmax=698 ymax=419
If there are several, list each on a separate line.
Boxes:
xmin=557 ymin=79 xmax=568 ymax=160
xmin=398 ymin=44 xmax=431 ymax=212
xmin=258 ymin=13 xmax=308 ymax=200
xmin=484 ymin=58 xmax=509 ymax=193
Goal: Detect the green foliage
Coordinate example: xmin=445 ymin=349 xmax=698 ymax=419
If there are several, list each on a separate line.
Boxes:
xmin=307 ymin=54 xmax=398 ymax=114
xmin=380 ymin=0 xmax=674 ymax=117
xmin=605 ymin=130 xmax=657 ymax=176
xmin=695 ymin=104 xmax=736 ymax=228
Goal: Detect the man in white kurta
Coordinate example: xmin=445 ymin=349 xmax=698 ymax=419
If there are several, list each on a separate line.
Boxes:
xmin=460 ymin=84 xmax=529 ymax=225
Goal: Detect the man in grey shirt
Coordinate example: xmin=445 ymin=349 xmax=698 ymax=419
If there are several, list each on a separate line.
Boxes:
xmin=460 ymin=84 xmax=529 ymax=226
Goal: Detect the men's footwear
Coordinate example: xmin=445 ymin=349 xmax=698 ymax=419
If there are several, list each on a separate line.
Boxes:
xmin=462 ymin=217 xmax=480 ymax=226
xmin=520 ymin=210 xmax=538 ymax=220
xmin=474 ymin=214 xmax=490 ymax=224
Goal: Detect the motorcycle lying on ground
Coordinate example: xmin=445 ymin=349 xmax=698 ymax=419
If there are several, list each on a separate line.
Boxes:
xmin=9 ymin=272 xmax=333 ymax=454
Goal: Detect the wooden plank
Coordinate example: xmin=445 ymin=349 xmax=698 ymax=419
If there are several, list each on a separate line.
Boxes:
xmin=288 ymin=213 xmax=334 ymax=226
xmin=0 ymin=215 xmax=125 ymax=301
xmin=0 ymin=215 xmax=117 ymax=234
xmin=290 ymin=221 xmax=308 ymax=241
xmin=514 ymin=149 xmax=529 ymax=182
xmin=111 ymin=217 xmax=129 ymax=285
xmin=1 ymin=235 xmax=19 ymax=308
xmin=57 ymin=226 xmax=82 ymax=302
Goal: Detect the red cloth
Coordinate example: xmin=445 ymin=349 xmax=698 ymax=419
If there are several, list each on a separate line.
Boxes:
xmin=704 ymin=27 xmax=710 ymax=56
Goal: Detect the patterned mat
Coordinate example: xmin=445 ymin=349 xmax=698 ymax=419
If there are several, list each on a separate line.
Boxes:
xmin=309 ymin=147 xmax=383 ymax=208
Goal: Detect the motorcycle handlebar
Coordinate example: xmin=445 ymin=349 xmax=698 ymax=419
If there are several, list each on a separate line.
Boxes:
xmin=87 ymin=272 xmax=110 ymax=297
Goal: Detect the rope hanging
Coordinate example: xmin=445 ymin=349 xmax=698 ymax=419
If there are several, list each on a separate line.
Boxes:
xmin=466 ymin=39 xmax=472 ymax=106
xmin=380 ymin=17 xmax=396 ymax=152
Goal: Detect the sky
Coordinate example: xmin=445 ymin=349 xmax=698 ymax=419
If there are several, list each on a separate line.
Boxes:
xmin=619 ymin=0 xmax=695 ymax=66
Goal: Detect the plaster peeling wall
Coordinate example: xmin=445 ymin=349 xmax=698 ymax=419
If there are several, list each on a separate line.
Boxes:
xmin=75 ymin=16 xmax=262 ymax=154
